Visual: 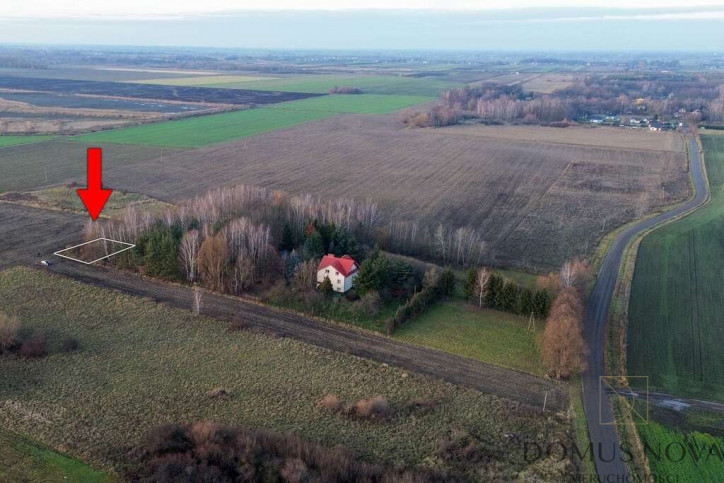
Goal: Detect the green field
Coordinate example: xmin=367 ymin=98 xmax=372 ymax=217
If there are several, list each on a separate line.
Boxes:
xmin=0 ymin=135 xmax=55 ymax=147
xmin=628 ymin=134 xmax=724 ymax=400
xmin=0 ymin=267 xmax=569 ymax=477
xmin=0 ymin=430 xmax=110 ymax=482
xmin=269 ymin=94 xmax=434 ymax=114
xmin=394 ymin=301 xmax=544 ymax=376
xmin=202 ymin=74 xmax=462 ymax=96
xmin=637 ymin=422 xmax=723 ymax=482
xmin=72 ymin=108 xmax=336 ymax=147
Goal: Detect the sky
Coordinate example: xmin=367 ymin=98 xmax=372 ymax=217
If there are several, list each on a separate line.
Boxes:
xmin=1 ymin=2 xmax=723 ymax=50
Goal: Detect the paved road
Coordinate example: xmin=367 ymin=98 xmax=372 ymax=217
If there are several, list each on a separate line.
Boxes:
xmin=582 ymin=135 xmax=709 ymax=480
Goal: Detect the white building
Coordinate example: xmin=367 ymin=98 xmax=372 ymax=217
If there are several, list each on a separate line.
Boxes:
xmin=317 ymin=254 xmax=359 ymax=293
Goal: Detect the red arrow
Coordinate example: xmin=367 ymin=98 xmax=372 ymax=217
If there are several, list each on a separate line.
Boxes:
xmin=77 ymin=148 xmax=112 ymax=220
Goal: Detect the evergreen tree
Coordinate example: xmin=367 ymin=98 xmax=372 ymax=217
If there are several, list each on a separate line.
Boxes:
xmin=284 ymin=250 xmax=301 ymax=282
xmin=319 ymin=276 xmax=334 ymax=295
xmin=438 ymin=269 xmax=456 ymax=297
xmin=278 ymin=222 xmax=295 ymax=252
xmin=389 ymin=259 xmax=416 ymax=296
xmin=518 ymin=287 xmax=535 ymax=316
xmin=354 ymin=250 xmax=391 ymax=295
xmin=533 ymin=288 xmax=551 ymax=318
xmin=302 ymin=231 xmax=325 ymax=259
xmin=500 ymin=280 xmax=520 ymax=313
xmin=463 ymin=268 xmax=477 ymax=300
xmin=485 ymin=273 xmax=503 ymax=309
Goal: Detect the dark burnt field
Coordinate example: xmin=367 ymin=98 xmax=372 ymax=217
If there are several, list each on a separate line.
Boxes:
xmin=0 ymin=75 xmax=323 ymax=105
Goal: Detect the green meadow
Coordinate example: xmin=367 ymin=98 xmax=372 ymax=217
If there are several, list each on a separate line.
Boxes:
xmin=72 ymin=108 xmax=335 ymax=148
xmin=628 ymin=135 xmax=724 ymax=400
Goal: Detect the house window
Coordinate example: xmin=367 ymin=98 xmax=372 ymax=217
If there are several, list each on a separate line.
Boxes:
xmin=335 ymin=271 xmax=339 ymax=275
xmin=325 ymin=269 xmax=329 ymax=273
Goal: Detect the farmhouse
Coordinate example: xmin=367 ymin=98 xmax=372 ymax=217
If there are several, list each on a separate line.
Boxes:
xmin=317 ymin=254 xmax=359 ymax=293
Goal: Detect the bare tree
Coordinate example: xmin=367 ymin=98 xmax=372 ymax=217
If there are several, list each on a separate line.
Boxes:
xmin=179 ymin=229 xmax=200 ymax=283
xmin=192 ymin=286 xmax=203 ymax=316
xmin=474 ymin=267 xmax=491 ymax=308
xmin=197 ymin=234 xmax=230 ymax=292
xmin=542 ymin=287 xmax=587 ymax=379
xmin=560 ymin=261 xmax=575 ymax=288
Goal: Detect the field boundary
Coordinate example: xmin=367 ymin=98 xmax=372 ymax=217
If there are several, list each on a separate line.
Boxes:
xmin=605 ymin=133 xmax=710 ymax=481
xmin=590 ymin=132 xmax=700 ymax=273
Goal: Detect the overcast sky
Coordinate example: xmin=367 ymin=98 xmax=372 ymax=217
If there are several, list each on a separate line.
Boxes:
xmin=1 ymin=2 xmax=723 ymax=50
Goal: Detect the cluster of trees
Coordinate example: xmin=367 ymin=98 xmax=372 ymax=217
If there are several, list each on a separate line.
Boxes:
xmin=403 ymin=73 xmax=724 ymax=127
xmin=86 ymin=184 xmax=382 ymax=296
xmin=328 ymin=86 xmax=363 ymax=94
xmin=379 ymin=221 xmax=487 ymax=268
xmin=388 ymin=265 xmax=456 ymax=334
xmin=462 ymin=268 xmax=551 ymax=318
xmin=540 ymin=260 xmax=592 ymax=379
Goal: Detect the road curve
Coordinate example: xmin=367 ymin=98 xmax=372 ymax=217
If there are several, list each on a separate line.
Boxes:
xmin=582 ymin=134 xmax=708 ymax=480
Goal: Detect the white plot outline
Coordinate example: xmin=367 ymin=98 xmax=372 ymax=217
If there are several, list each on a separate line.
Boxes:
xmin=54 ymin=237 xmax=136 ymax=265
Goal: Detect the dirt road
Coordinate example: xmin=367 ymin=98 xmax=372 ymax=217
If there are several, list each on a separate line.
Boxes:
xmin=49 ymin=260 xmax=567 ymax=411
xmin=0 ymin=203 xmax=567 ymax=411
xmin=582 ymin=135 xmax=709 ymax=480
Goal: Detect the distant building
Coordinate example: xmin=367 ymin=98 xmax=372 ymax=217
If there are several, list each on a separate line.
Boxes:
xmin=317 ymin=254 xmax=359 ymax=293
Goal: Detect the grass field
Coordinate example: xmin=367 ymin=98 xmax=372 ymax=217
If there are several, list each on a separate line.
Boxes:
xmin=393 ymin=301 xmax=545 ymax=376
xmin=72 ymin=108 xmax=336 ymax=148
xmin=628 ymin=135 xmax=724 ymax=401
xmin=269 ymin=94 xmax=435 ymax=114
xmin=0 ymin=135 xmax=55 ymax=147
xmin=0 ymin=267 xmax=571 ymax=477
xmin=0 ymin=430 xmax=110 ymax=482
xmin=201 ymin=74 xmax=462 ymax=96
xmin=637 ymin=422 xmax=723 ymax=482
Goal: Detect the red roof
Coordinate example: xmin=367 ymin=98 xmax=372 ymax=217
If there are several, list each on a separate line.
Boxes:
xmin=318 ymin=254 xmax=358 ymax=277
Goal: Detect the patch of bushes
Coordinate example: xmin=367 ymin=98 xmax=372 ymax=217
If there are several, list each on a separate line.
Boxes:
xmin=386 ymin=268 xmax=456 ymax=333
xmin=329 ymin=86 xmax=363 ymax=94
xmin=318 ymin=394 xmax=438 ymax=423
xmin=19 ymin=331 xmax=47 ymax=359
xmin=318 ymin=393 xmax=392 ymax=422
xmin=61 ymin=336 xmax=80 ymax=353
xmin=129 ymin=422 xmax=450 ymax=482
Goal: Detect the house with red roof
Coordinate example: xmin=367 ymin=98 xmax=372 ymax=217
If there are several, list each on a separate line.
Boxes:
xmin=317 ymin=254 xmax=359 ymax=293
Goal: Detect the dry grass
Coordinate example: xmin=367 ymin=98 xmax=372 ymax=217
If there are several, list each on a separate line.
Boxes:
xmin=0 ymin=267 xmax=572 ymax=479
xmin=105 ymin=115 xmax=689 ymax=269
xmin=521 ymin=74 xmax=576 ymax=94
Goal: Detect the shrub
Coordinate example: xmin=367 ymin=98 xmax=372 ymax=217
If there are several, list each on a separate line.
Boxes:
xmin=317 ymin=393 xmax=344 ymax=413
xmin=143 ymin=424 xmax=194 ymax=455
xmin=384 ymin=317 xmax=396 ymax=335
xmin=0 ymin=311 xmax=19 ymax=354
xmin=60 ymin=336 xmax=79 ymax=352
xmin=132 ymin=422 xmax=445 ymax=481
xmin=437 ymin=269 xmax=456 ymax=296
xmin=319 ymin=276 xmax=334 ymax=295
xmin=358 ymin=291 xmax=381 ymax=318
xmin=206 ymin=388 xmax=232 ymax=400
xmin=354 ymin=396 xmax=392 ymax=421
xmin=227 ymin=315 xmax=248 ymax=332
xmin=19 ymin=331 xmax=47 ymax=359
